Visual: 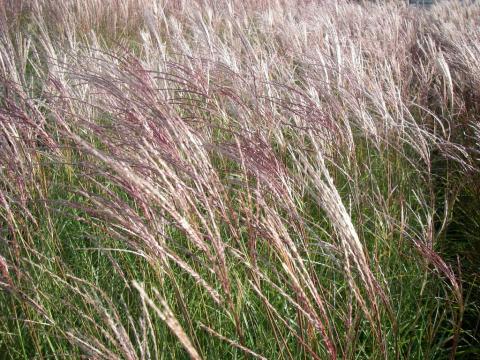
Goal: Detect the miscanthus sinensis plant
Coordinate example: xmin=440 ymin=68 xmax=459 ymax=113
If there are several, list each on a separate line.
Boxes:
xmin=1 ymin=0 xmax=479 ymax=358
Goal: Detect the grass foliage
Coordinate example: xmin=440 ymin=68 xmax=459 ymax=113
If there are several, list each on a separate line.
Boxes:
xmin=1 ymin=0 xmax=479 ymax=358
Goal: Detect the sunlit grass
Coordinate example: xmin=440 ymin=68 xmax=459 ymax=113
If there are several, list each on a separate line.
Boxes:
xmin=1 ymin=0 xmax=479 ymax=359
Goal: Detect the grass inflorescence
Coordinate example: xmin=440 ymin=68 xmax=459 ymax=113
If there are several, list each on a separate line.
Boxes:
xmin=1 ymin=0 xmax=479 ymax=359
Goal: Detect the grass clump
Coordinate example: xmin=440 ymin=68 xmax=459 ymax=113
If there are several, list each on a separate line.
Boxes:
xmin=1 ymin=0 xmax=479 ymax=359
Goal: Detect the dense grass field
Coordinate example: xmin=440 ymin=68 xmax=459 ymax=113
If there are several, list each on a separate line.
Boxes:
xmin=1 ymin=0 xmax=479 ymax=358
